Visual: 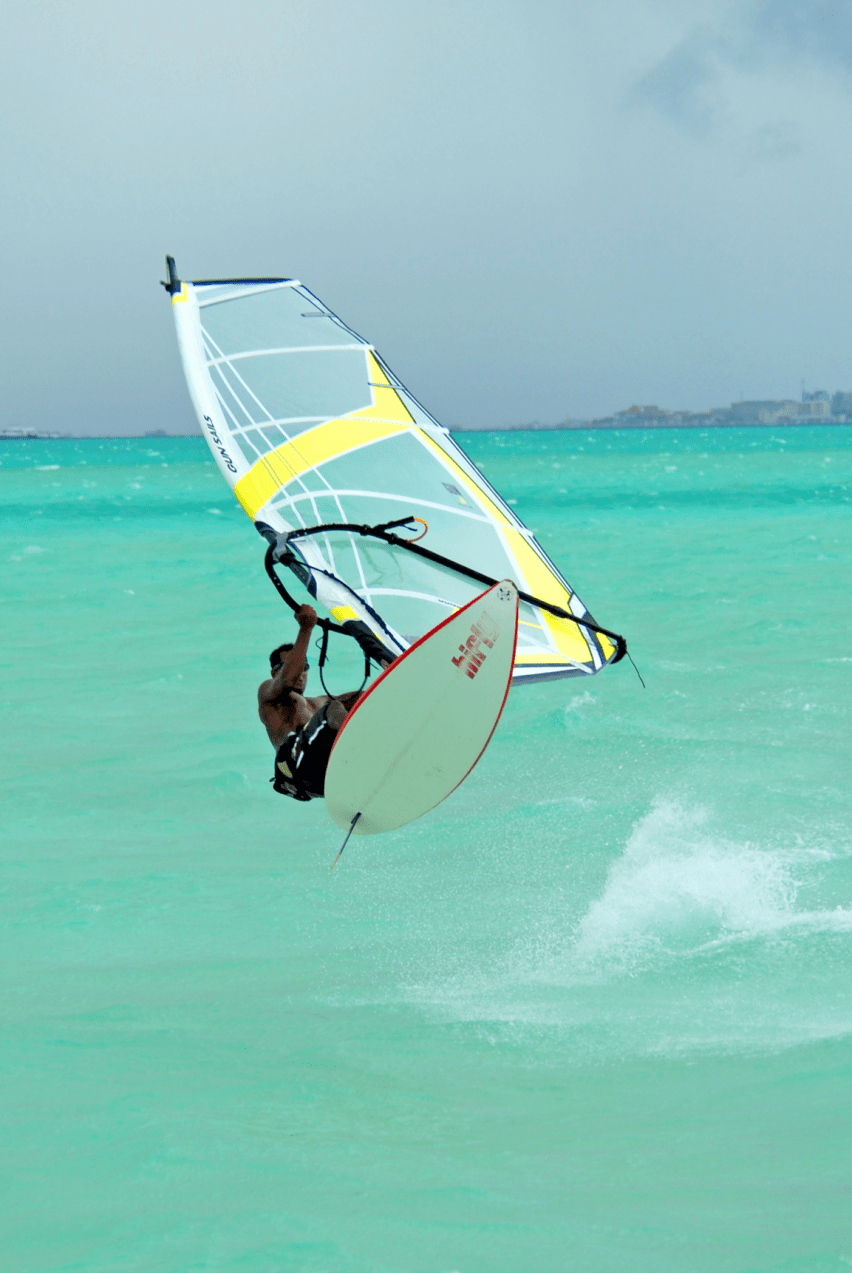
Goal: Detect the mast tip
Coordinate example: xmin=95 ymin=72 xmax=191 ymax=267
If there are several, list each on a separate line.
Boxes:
xmin=162 ymin=255 xmax=180 ymax=294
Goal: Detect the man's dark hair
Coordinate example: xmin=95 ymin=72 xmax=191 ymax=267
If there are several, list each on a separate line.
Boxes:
xmin=269 ymin=643 xmax=294 ymax=672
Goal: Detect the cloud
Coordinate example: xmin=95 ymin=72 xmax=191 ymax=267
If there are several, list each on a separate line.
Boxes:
xmin=751 ymin=120 xmax=800 ymax=160
xmin=632 ymin=27 xmax=729 ymax=136
xmin=748 ymin=0 xmax=852 ymax=72
xmin=632 ymin=1 xmax=852 ymax=138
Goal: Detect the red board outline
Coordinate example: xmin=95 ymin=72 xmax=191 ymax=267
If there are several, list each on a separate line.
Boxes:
xmin=326 ymin=580 xmax=519 ymax=815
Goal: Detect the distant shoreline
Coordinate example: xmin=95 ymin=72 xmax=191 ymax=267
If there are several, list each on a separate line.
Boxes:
xmin=454 ymin=418 xmax=852 ymax=432
xmin=2 ymin=420 xmax=850 ymax=441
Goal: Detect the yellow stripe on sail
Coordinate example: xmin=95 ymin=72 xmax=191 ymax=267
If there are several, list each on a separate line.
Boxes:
xmin=415 ymin=431 xmax=613 ymax=666
xmin=514 ymin=652 xmax=587 ymax=666
xmin=330 ymin=605 xmax=358 ymax=623
xmin=508 ymin=532 xmax=614 ymax=663
xmin=233 ymin=352 xmax=415 ymax=518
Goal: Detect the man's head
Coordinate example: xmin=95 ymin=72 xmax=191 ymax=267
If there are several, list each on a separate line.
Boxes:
xmin=269 ymin=643 xmax=309 ymax=691
xmin=269 ymin=643 xmax=293 ymax=674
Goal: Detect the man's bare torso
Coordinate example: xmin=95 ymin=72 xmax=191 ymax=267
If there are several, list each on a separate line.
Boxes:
xmin=258 ymin=604 xmax=366 ymax=751
xmin=258 ymin=687 xmax=334 ymax=750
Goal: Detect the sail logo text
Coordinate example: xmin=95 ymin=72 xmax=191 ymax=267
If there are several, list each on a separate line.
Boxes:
xmin=203 ymin=415 xmax=238 ymax=474
xmin=452 ymin=611 xmax=499 ymax=679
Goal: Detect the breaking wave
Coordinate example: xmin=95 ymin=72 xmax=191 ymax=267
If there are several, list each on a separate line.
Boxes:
xmin=401 ymin=799 xmax=852 ymax=1058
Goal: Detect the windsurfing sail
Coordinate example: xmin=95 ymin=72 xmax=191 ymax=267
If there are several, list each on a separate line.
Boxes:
xmin=163 ymin=256 xmax=626 ymax=682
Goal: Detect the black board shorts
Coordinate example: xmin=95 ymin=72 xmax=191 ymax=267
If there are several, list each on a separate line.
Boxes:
xmin=272 ymin=705 xmax=338 ymax=801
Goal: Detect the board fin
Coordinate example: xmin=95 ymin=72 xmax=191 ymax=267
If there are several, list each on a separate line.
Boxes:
xmin=330 ymin=812 xmax=361 ymax=872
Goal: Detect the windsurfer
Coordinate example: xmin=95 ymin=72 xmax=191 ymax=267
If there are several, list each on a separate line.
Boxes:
xmin=258 ymin=604 xmax=368 ymax=801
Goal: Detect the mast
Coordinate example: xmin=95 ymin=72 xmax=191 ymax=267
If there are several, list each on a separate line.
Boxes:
xmin=161 ymin=255 xmax=180 ymax=295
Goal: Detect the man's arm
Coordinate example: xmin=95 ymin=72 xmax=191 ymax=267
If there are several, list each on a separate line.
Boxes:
xmin=258 ymin=605 xmax=317 ymax=705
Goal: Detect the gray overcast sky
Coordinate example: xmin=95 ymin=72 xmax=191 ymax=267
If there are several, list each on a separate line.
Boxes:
xmin=2 ymin=0 xmax=851 ymax=434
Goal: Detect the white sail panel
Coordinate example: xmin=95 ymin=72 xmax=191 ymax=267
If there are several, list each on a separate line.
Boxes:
xmin=171 ymin=275 xmax=617 ymax=681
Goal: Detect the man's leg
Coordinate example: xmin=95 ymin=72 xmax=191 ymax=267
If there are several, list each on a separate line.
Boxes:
xmin=294 ymin=702 xmax=346 ymax=798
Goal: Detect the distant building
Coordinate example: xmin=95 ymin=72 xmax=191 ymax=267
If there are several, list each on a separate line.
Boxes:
xmin=615 ymin=405 xmax=667 ymax=419
xmin=556 ymin=383 xmax=852 ymax=433
xmin=0 ymin=428 xmax=63 ymax=439
xmin=797 ymin=398 xmax=831 ymax=419
xmin=831 ymin=391 xmax=852 ymax=419
xmin=728 ymin=400 xmax=799 ymax=424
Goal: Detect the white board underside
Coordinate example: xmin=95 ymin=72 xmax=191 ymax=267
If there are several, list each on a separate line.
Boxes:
xmin=325 ymin=581 xmax=519 ymax=835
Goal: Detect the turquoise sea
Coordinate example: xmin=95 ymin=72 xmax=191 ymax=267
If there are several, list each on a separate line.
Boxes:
xmin=2 ymin=425 xmax=851 ymax=1272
